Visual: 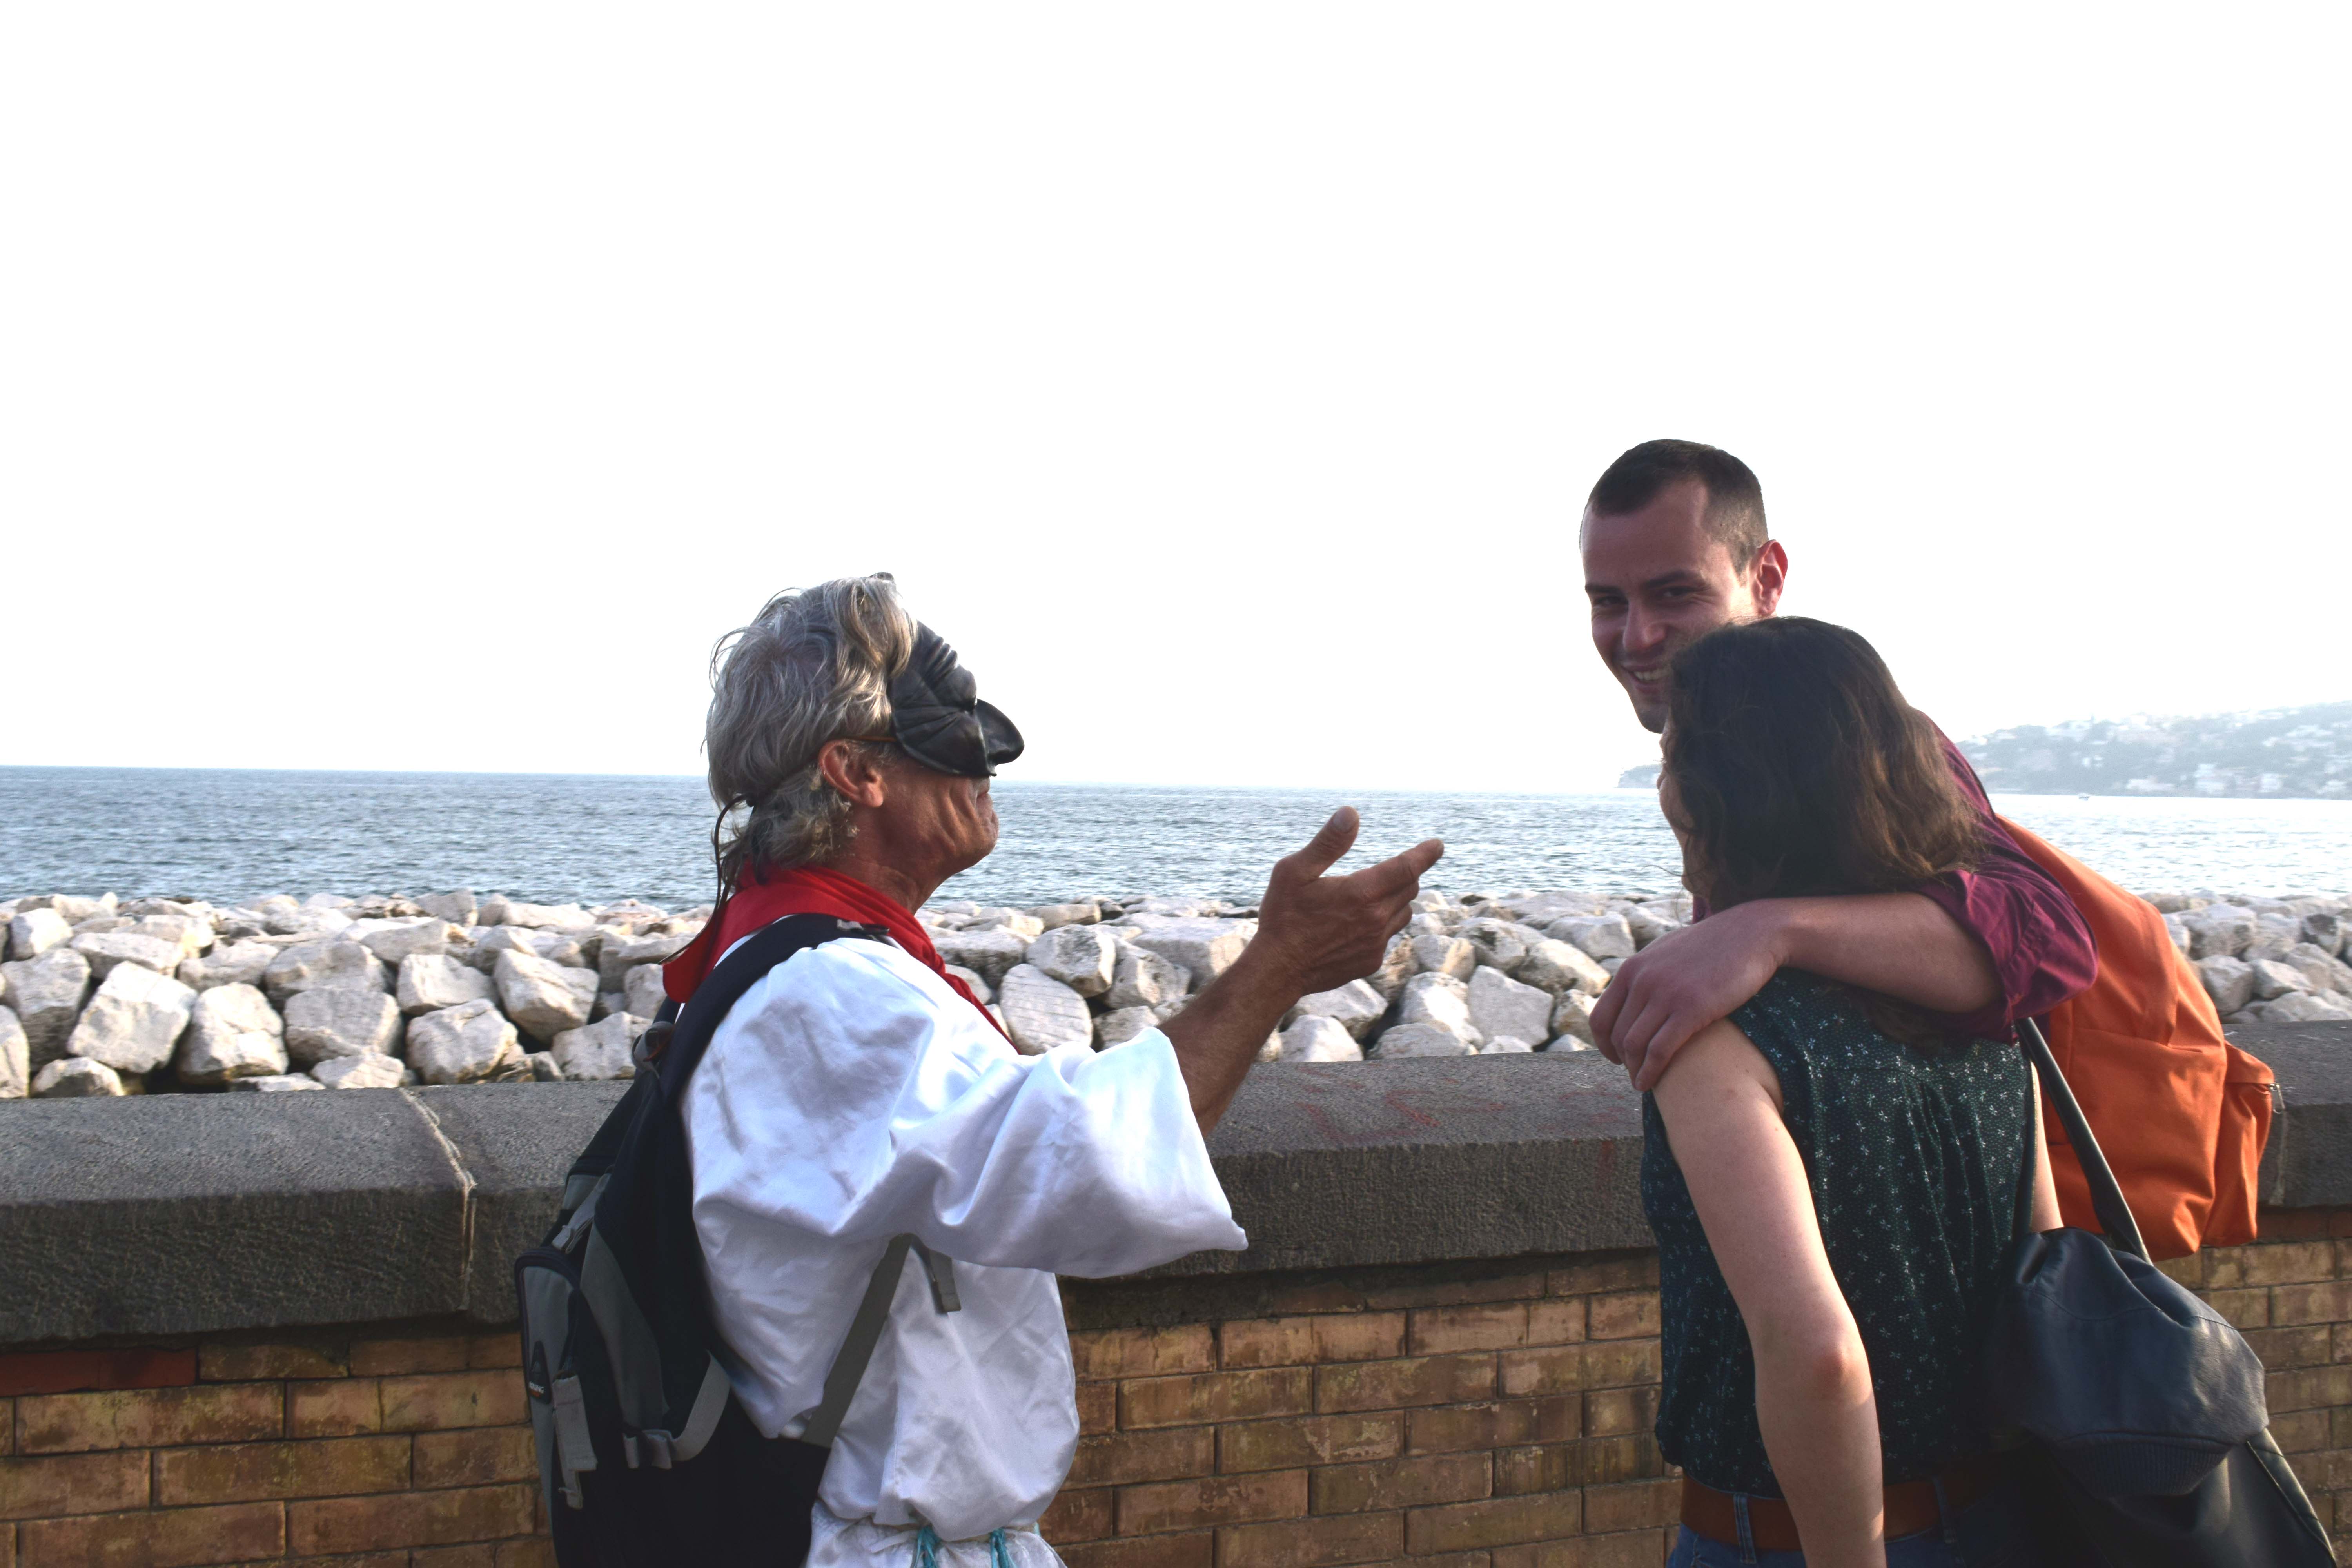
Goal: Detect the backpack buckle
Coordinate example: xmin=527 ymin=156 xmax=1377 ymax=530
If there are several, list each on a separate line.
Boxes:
xmin=633 ymin=1022 xmax=675 ymax=1070
xmin=639 ymin=1428 xmax=676 ymax=1469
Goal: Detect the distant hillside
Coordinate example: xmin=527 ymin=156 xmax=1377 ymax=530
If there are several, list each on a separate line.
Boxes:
xmin=1618 ymin=763 xmax=1661 ymax=789
xmin=1960 ymin=701 xmax=2352 ymax=799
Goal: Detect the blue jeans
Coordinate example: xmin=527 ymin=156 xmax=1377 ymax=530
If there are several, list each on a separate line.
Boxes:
xmin=1666 ymin=1476 xmax=2039 ymax=1567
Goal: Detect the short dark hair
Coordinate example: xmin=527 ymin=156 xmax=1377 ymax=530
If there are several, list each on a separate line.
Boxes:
xmin=1585 ymin=439 xmax=1768 ymax=568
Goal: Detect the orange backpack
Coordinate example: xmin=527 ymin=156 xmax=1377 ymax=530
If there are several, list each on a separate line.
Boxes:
xmin=1998 ymin=818 xmax=2276 ymax=1259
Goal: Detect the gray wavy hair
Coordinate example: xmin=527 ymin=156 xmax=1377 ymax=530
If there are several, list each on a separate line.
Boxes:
xmin=704 ymin=575 xmax=916 ymax=893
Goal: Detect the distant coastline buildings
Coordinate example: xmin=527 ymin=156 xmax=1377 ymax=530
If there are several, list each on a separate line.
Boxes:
xmin=1960 ymin=701 xmax=2352 ymax=800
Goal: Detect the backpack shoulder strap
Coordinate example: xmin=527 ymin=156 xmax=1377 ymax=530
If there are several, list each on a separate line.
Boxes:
xmin=637 ymin=912 xmax=889 ymax=1087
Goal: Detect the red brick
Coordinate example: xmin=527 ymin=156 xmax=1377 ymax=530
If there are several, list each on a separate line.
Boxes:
xmin=1497 ymin=1340 xmax=1659 ymax=1398
xmin=1410 ymin=1305 xmax=1529 ymax=1355
xmin=291 ymin=1380 xmax=383 ymax=1438
xmin=1070 ymin=1327 xmax=1218 ymax=1381
xmin=1495 ymin=1436 xmax=1660 ymax=1494
xmin=1077 ymin=1381 xmax=1117 ymax=1437
xmin=2273 ymin=1408 xmax=2331 ymax=1452
xmin=1219 ymin=1414 xmax=1402 ymax=1474
xmin=0 ymin=1450 xmax=149 ymax=1521
xmin=350 ymin=1338 xmax=471 ymax=1377
xmin=1363 ymin=1274 xmax=1546 ymax=1311
xmin=1220 ymin=1314 xmax=1404 ymax=1368
xmin=496 ymin=1538 xmax=557 ymax=1568
xmin=410 ymin=1548 xmax=500 ymax=1568
xmin=155 ymin=1436 xmax=412 ymax=1504
xmin=1259 ymin=1281 xmax=1373 ymax=1316
xmin=2255 ymin=1210 xmax=2334 ymax=1241
xmin=0 ymin=1349 xmax=197 ymax=1397
xmin=1583 ymin=1386 xmax=1660 ymax=1438
xmin=1115 ymin=1469 xmax=1305 ymax=1534
xmin=1408 ymin=1492 xmax=1584 ymax=1553
xmin=2198 ymin=1289 xmax=2270 ymax=1330
xmin=2269 ymin=1366 xmax=2352 ymax=1414
xmin=288 ymin=1483 xmax=535 ymax=1553
xmin=1315 ymin=1354 xmax=1495 ymax=1414
xmin=1310 ymin=1452 xmax=1490 ymax=1513
xmin=1492 ymin=1531 xmax=1674 ymax=1568
xmin=1407 ymin=1399 xmax=1581 ymax=1455
xmin=1118 ymin=1370 xmax=1309 ymax=1430
xmin=1067 ymin=1428 xmax=1215 ymax=1488
xmin=1040 ymin=1486 xmax=1114 ymax=1544
xmin=1583 ymin=1476 xmax=1681 ymax=1533
xmin=1217 ymin=1511 xmax=1404 ymax=1567
xmin=414 ymin=1427 xmax=539 ymax=1489
xmin=1 ymin=1397 xmax=11 ymax=1458
xmin=17 ymin=1384 xmax=283 ymax=1454
xmin=16 ymin=1501 xmax=285 ymax=1565
xmin=1546 ymin=1256 xmax=1658 ymax=1297
xmin=199 ymin=1343 xmax=348 ymax=1382
xmin=1055 ymin=1534 xmax=1214 ymax=1568
xmin=1586 ymin=1292 xmax=1661 ymax=1341
xmin=378 ymin=1372 xmax=527 ymax=1433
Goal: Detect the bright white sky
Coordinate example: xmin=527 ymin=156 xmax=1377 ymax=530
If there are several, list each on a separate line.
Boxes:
xmin=5 ymin=6 xmax=2346 ymax=792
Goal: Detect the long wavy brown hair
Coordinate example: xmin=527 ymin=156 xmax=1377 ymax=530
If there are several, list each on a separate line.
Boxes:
xmin=1663 ymin=618 xmax=1984 ymax=1042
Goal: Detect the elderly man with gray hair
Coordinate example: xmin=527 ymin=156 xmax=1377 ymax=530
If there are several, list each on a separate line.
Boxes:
xmin=659 ymin=575 xmax=1441 ymax=1567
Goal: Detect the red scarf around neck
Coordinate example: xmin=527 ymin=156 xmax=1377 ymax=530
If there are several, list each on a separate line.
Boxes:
xmin=662 ymin=864 xmax=1007 ymax=1038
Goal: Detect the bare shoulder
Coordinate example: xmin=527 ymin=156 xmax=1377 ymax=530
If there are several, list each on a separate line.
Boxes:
xmin=1650 ymin=1017 xmax=1784 ymax=1115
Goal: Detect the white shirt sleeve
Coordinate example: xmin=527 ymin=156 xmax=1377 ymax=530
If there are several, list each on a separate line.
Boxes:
xmin=688 ymin=937 xmax=1246 ymax=1279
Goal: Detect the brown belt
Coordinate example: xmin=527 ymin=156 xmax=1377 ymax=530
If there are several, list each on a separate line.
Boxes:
xmin=1679 ymin=1452 xmax=2007 ymax=1554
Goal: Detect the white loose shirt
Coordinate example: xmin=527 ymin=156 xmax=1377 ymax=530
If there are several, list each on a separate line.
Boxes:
xmin=683 ymin=935 xmax=1246 ymax=1566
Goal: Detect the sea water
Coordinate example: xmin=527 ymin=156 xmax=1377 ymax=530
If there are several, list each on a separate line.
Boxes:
xmin=0 ymin=768 xmax=2347 ymax=909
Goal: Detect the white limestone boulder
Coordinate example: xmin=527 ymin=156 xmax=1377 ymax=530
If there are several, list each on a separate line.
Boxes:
xmin=1126 ymin=920 xmax=1252 ymax=989
xmin=2246 ymin=915 xmax=2301 ymax=963
xmin=33 ymin=1057 xmax=125 ymax=1097
xmin=1549 ymin=990 xmax=1599 ymax=1048
xmin=481 ymin=898 xmax=595 ymax=931
xmin=51 ymin=894 xmax=118 ymax=924
xmin=2185 ymin=907 xmax=2254 ymax=961
xmin=2 ymin=949 xmax=92 ymax=1062
xmin=1025 ymin=925 xmax=1117 ymax=998
xmin=1281 ymin=1015 xmax=1363 ymax=1063
xmin=398 ymin=953 xmax=497 ymax=1016
xmin=284 ymin=987 xmax=403 ymax=1065
xmin=597 ymin=929 xmax=696 ymax=991
xmin=944 ymin=965 xmax=994 ymax=1005
xmin=1548 ymin=914 xmax=1636 ymax=963
xmin=178 ymin=939 xmax=278 ymax=992
xmin=1372 ymin=1022 xmax=1474 ymax=1058
xmin=0 ymin=1006 xmax=25 ymax=1098
xmin=346 ymin=918 xmax=454 ymax=969
xmin=1468 ymin=966 xmax=1554 ymax=1047
xmin=1397 ymin=971 xmax=1481 ymax=1045
xmin=1283 ymin=980 xmax=1388 ymax=1041
xmin=312 ymin=1053 xmax=406 ymax=1090
xmin=231 ymin=1073 xmax=323 ymax=1092
xmin=263 ymin=941 xmax=388 ymax=1000
xmin=1461 ymin=918 xmax=1546 ymax=976
xmin=1367 ymin=936 xmax=1414 ymax=1002
xmin=551 ymin=1012 xmax=649 ymax=1080
xmin=9 ymin=907 xmax=72 ymax=960
xmin=1516 ymin=941 xmax=1610 ymax=997
xmin=2256 ymin=991 xmax=2352 ymax=1024
xmin=1479 ymin=1036 xmax=1536 ymax=1054
xmin=1029 ymin=902 xmax=1101 ymax=930
xmin=2197 ymin=956 xmax=2256 ymax=1016
xmin=1094 ymin=1006 xmax=1158 ymax=1049
xmin=1626 ymin=904 xmax=1684 ymax=948
xmin=1409 ymin=936 xmax=1477 ymax=981
xmin=2282 ymin=944 xmax=2352 ymax=997
xmin=622 ymin=964 xmax=669 ymax=1022
xmin=996 ymin=964 xmax=1094 ymax=1056
xmin=69 ymin=930 xmax=186 ymax=981
xmin=1106 ymin=948 xmax=1191 ymax=1011
xmin=2304 ymin=912 xmax=2345 ymax=958
xmin=495 ymin=949 xmax=599 ymax=1043
xmin=934 ymin=928 xmax=1031 ymax=989
xmin=407 ymin=998 xmax=522 ymax=1085
xmin=416 ymin=890 xmax=478 ymax=925
xmin=178 ymin=984 xmax=288 ymax=1086
xmin=2248 ymin=960 xmax=2311 ymax=1003
xmin=132 ymin=914 xmax=212 ymax=958
xmin=67 ymin=963 xmax=198 ymax=1075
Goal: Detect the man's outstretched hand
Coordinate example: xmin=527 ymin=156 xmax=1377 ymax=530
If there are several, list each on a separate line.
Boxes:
xmin=1590 ymin=900 xmax=1782 ymax=1091
xmin=1165 ymin=809 xmax=1443 ymax=1134
xmin=1252 ymin=808 xmax=1445 ymax=996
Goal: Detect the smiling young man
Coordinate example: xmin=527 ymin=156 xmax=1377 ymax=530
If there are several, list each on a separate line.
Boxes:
xmin=1580 ymin=439 xmax=2095 ymax=1087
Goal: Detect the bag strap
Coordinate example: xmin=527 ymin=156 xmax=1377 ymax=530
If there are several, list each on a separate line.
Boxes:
xmin=639 ymin=912 xmax=889 ymax=1084
xmin=2019 ymin=1017 xmax=2149 ymax=1261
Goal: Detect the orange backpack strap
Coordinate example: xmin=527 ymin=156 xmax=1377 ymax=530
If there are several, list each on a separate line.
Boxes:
xmin=1996 ymin=817 xmax=2272 ymax=1258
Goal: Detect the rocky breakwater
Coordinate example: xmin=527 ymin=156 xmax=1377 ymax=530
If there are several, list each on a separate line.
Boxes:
xmin=0 ymin=891 xmax=709 ymax=1099
xmin=2158 ymin=892 xmax=2352 ymax=1026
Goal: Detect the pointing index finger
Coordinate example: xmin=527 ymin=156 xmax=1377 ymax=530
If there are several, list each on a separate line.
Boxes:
xmin=1352 ymin=838 xmax=1445 ymax=898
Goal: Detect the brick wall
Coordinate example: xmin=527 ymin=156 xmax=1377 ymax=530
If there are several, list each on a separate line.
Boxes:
xmin=6 ymin=1216 xmax=2352 ymax=1566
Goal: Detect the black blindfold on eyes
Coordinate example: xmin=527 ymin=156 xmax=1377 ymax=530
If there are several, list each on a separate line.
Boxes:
xmin=879 ymin=624 xmax=1024 ymax=779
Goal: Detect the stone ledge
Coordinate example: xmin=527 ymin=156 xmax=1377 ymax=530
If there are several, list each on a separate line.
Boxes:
xmin=1 ymin=1024 xmax=2341 ymax=1347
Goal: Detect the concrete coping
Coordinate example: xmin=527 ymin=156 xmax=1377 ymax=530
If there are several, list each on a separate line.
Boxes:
xmin=2 ymin=1022 xmax=2345 ymax=1347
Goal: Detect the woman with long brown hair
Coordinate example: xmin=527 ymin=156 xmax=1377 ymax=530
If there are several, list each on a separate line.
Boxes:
xmin=1645 ymin=617 xmax=2059 ymax=1568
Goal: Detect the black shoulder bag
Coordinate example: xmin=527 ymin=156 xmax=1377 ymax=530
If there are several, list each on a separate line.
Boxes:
xmin=1987 ymin=1019 xmax=2333 ymax=1565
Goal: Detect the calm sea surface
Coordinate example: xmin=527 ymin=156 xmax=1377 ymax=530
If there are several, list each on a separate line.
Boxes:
xmin=1 ymin=768 xmax=2348 ymax=909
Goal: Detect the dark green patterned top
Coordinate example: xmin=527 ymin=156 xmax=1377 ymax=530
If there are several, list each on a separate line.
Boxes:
xmin=1642 ymin=970 xmax=2031 ymax=1496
